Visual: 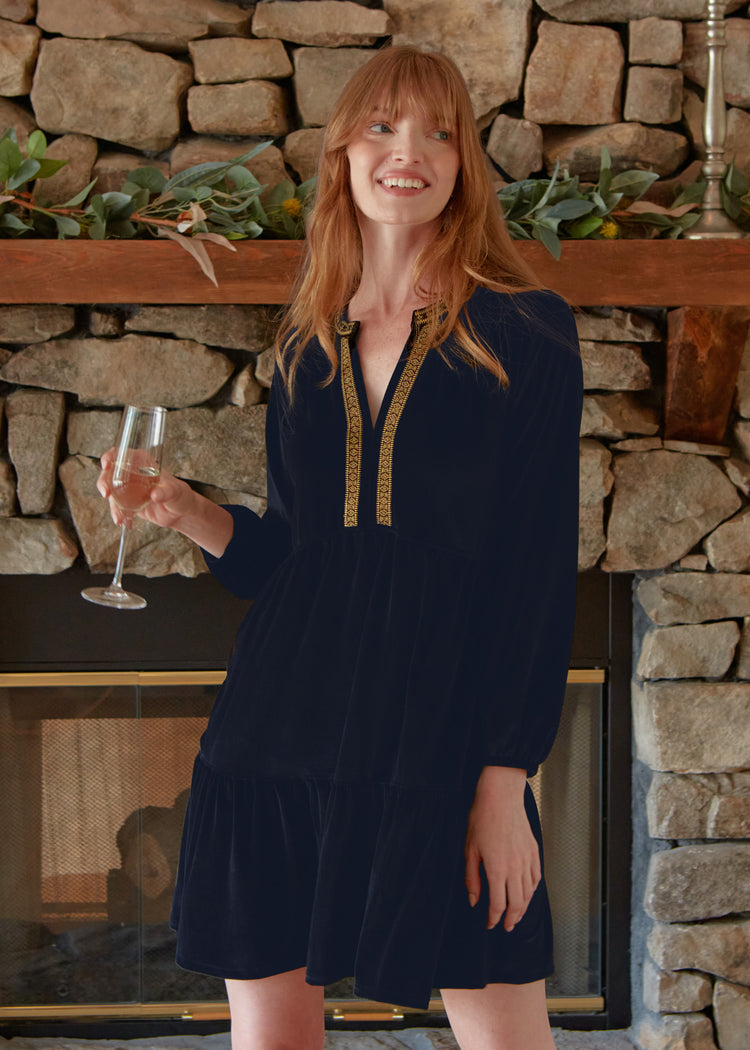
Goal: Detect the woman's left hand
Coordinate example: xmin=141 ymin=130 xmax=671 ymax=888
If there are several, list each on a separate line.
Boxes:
xmin=464 ymin=765 xmax=541 ymax=932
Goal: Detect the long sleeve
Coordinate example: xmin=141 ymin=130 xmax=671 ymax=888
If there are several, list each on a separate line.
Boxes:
xmin=201 ymin=365 xmax=294 ymax=599
xmin=477 ymin=293 xmax=583 ymax=779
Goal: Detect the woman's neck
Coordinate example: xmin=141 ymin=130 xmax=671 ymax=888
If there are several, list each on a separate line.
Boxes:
xmin=349 ymin=216 xmax=440 ymax=321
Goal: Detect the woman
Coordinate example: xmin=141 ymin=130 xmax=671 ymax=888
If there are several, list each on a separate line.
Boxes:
xmin=98 ymin=45 xmax=582 ymax=1050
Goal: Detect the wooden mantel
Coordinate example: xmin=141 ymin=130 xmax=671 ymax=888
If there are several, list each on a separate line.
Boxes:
xmin=1 ymin=238 xmax=749 ymax=306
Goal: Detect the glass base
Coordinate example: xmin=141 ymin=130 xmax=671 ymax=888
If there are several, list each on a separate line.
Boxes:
xmin=81 ymin=585 xmax=147 ymax=611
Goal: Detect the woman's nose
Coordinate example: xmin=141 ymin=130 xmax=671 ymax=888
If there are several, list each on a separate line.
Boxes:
xmin=390 ymin=130 xmax=423 ymax=163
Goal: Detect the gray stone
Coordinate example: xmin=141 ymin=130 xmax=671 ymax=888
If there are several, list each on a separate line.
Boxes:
xmin=0 ymin=305 xmax=74 ymax=343
xmin=525 ymin=22 xmax=624 ymax=126
xmin=0 ymin=97 xmax=36 ymax=149
xmin=647 ymin=771 xmax=750 ymax=839
xmin=0 ymin=334 xmax=234 ymax=408
xmin=536 ymin=0 xmax=744 ymax=18
xmin=629 ymin=18 xmax=683 ymax=66
xmin=385 ymin=0 xmax=532 ymax=124
xmin=637 ymin=1013 xmax=718 ymax=1050
xmin=293 ymin=46 xmax=374 ymax=128
xmin=678 ymin=554 xmax=707 ymax=571
xmin=649 ymin=919 xmax=750 ymax=988
xmin=611 ymin=438 xmax=663 ymax=452
xmin=704 ymin=508 xmax=750 ymax=573
xmin=0 ymin=16 xmax=39 ymax=96
xmin=624 ymin=67 xmax=683 ymax=126
xmin=681 ymin=19 xmax=750 ymax=109
xmin=713 ymin=979 xmax=750 ymax=1050
xmin=578 ymin=438 xmax=613 ymax=571
xmin=30 ymin=38 xmax=192 ymax=152
xmin=230 ymin=365 xmax=264 ymax=407
xmin=125 ymin=305 xmax=271 ymax=353
xmin=738 ymin=619 xmax=750 ymax=680
xmin=645 ymin=843 xmax=750 ymax=922
xmin=544 ymin=123 xmax=689 ymax=181
xmin=35 ymin=0 xmax=252 ymax=52
xmin=0 ymin=517 xmax=77 ymax=574
xmin=580 ymin=340 xmax=651 ymax=390
xmin=252 ymin=1 xmax=390 ymax=47
xmin=188 ymin=80 xmax=289 ymax=137
xmin=254 ymin=346 xmax=275 ymax=387
xmin=31 ymin=132 xmax=97 ymax=207
xmin=637 ymin=571 xmax=750 ymax=625
xmin=5 ymin=388 xmax=64 ymax=515
xmin=735 ymin=421 xmax=750 ymax=463
xmin=636 ymin=621 xmax=739 ymax=680
xmin=169 ymin=138 xmax=289 ymax=204
xmin=89 ymin=309 xmax=124 ymax=338
xmin=0 ymin=460 xmax=16 ymax=516
xmin=603 ymin=452 xmax=741 ymax=572
xmin=0 ymin=1 xmax=35 ymax=20
xmin=643 ymin=957 xmax=712 ymax=1013
xmin=579 ymin=393 xmax=659 ymax=440
xmin=198 ymin=483 xmax=266 ymax=516
xmin=634 ymin=681 xmax=750 ymax=773
xmin=59 ymin=454 xmax=205 ymax=578
xmin=189 ymin=38 xmax=292 ymax=84
xmin=92 ymin=151 xmax=170 ymax=196
xmin=486 ymin=115 xmax=543 ymax=181
xmin=282 ymin=127 xmax=324 ymax=182
xmin=662 ymin=440 xmax=730 ymax=458
xmin=575 ymin=308 xmax=661 ymax=343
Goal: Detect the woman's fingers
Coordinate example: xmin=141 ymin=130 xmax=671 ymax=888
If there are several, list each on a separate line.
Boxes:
xmin=464 ymin=843 xmax=482 ymax=909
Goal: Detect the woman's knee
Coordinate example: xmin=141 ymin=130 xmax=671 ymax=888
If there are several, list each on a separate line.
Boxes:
xmin=225 ymin=967 xmax=325 ymax=1050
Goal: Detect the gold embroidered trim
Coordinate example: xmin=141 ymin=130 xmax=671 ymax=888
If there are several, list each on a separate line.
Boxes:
xmin=375 ymin=312 xmax=431 ymax=526
xmin=338 ymin=320 xmax=362 ymax=527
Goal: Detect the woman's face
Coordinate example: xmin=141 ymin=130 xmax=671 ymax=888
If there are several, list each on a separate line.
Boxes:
xmin=345 ymin=105 xmax=460 ymax=234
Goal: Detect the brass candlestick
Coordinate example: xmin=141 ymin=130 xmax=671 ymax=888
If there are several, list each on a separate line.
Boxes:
xmin=685 ymin=0 xmax=744 ymax=239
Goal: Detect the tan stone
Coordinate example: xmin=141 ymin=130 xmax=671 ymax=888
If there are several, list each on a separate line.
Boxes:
xmin=525 ymin=22 xmax=624 ymax=126
xmin=0 ymin=305 xmax=74 ymax=343
xmin=678 ymin=554 xmax=707 ymax=571
xmin=645 ymin=843 xmax=750 ymax=922
xmin=66 ymin=410 xmax=119 ymax=461
xmin=647 ymin=771 xmax=750 ymax=840
xmin=125 ymin=304 xmax=272 ymax=354
xmin=736 ymin=328 xmax=750 ymax=418
xmin=544 ymin=123 xmax=689 ymax=181
xmin=713 ymin=980 xmax=750 ymax=1050
xmin=385 ymin=0 xmax=532 ymax=124
xmin=31 ymin=133 xmax=97 ymax=207
xmin=537 ymin=0 xmax=744 ymax=17
xmin=624 ymin=67 xmax=683 ymax=125
xmin=30 ymin=38 xmax=192 ymax=152
xmin=92 ymin=152 xmax=169 ymax=196
xmin=736 ymin=421 xmax=750 ymax=462
xmin=738 ymin=619 xmax=750 ymax=680
xmin=629 ymin=18 xmax=683 ymax=66
xmin=579 ymin=393 xmax=659 ymax=440
xmin=636 ymin=621 xmax=739 ymax=680
xmin=704 ymin=508 xmax=750 ymax=573
xmin=89 ymin=309 xmax=124 ymax=338
xmin=0 ymin=1 xmax=35 ymax=21
xmin=578 ymin=438 xmax=613 ymax=571
xmin=35 ymin=0 xmax=252 ymax=52
xmin=643 ymin=958 xmax=712 ymax=1014
xmin=188 ymin=81 xmax=289 ymax=137
xmin=197 ymin=483 xmax=266 ymax=516
xmin=604 ymin=452 xmax=741 ymax=572
xmin=0 ymin=517 xmax=77 ymax=574
xmin=0 ymin=460 xmax=16 ymax=517
xmin=580 ymin=340 xmax=651 ymax=390
xmin=169 ymin=138 xmax=288 ymax=203
xmin=59 ymin=454 xmax=205 ymax=578
xmin=575 ymin=307 xmax=661 ymax=343
xmin=254 ymin=346 xmax=275 ymax=387
xmin=0 ymin=335 xmax=234 ymax=408
xmin=189 ymin=37 xmax=292 ymax=84
xmin=637 ymin=1012 xmax=718 ymax=1050
xmin=662 ymin=440 xmax=730 ymax=457
xmin=681 ymin=20 xmax=750 ymax=108
xmin=293 ymin=46 xmax=373 ymax=128
xmin=486 ymin=115 xmax=543 ymax=181
xmin=252 ymin=1 xmax=390 ymax=47
xmin=5 ymin=389 xmax=65 ymax=515
xmin=611 ymin=437 xmax=663 ymax=451
xmin=637 ymin=571 xmax=750 ymax=625
xmin=282 ymin=127 xmax=323 ymax=183
xmin=720 ymin=456 xmax=750 ymax=494
xmin=230 ymin=365 xmax=264 ymax=407
xmin=0 ymin=17 xmax=39 ymax=96
xmin=0 ymin=97 xmax=36 ymax=149
xmin=633 ymin=681 xmax=750 ymax=773
xmin=648 ymin=918 xmax=750 ymax=986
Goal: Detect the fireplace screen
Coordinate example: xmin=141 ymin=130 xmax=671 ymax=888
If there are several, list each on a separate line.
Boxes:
xmin=0 ymin=671 xmax=603 ymax=1019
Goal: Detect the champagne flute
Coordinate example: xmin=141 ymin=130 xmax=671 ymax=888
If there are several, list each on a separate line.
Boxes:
xmin=82 ymin=404 xmax=166 ymax=611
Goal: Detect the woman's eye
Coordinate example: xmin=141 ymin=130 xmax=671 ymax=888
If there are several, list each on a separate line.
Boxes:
xmin=369 ymin=122 xmax=392 ymax=134
xmin=434 ymin=130 xmax=451 ymax=142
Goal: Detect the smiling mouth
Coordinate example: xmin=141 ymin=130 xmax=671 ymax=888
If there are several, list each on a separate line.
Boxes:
xmin=379 ymin=177 xmax=429 ymax=189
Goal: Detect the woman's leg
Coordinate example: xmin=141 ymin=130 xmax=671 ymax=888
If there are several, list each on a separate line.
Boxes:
xmin=225 ymin=967 xmax=325 ymax=1050
xmin=440 ymin=978 xmax=556 ymax=1050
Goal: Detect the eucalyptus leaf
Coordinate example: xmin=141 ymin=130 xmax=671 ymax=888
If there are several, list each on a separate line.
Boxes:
xmin=725 ymin=160 xmax=749 ymax=197
xmin=568 ymin=214 xmax=603 ymax=238
xmin=8 ymin=157 xmax=40 ymax=190
xmin=0 ymin=135 xmax=22 ymax=182
xmin=58 ymin=177 xmax=98 ymax=209
xmin=125 ymin=166 xmax=167 ymax=192
xmin=52 ymin=214 xmax=81 ymax=238
xmin=534 ymin=222 xmax=562 ymax=259
xmin=546 ymin=198 xmax=595 ymax=221
xmin=26 ymin=130 xmax=47 ymax=161
xmin=88 ymin=194 xmax=106 ymax=223
xmin=609 ymin=169 xmax=659 ymax=199
xmin=0 ymin=212 xmax=34 ymax=233
xmin=34 ymin=157 xmax=68 ymax=180
xmin=89 ymin=219 xmax=106 ymax=240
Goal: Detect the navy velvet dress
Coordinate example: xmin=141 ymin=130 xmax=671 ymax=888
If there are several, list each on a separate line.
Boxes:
xmin=170 ymin=285 xmax=583 ymax=1010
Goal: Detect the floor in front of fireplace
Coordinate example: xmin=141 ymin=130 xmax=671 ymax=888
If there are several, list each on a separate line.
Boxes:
xmin=0 ymin=1030 xmax=636 ymax=1049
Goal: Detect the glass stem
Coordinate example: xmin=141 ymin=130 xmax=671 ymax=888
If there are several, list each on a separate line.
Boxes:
xmin=110 ymin=522 xmax=130 ymax=591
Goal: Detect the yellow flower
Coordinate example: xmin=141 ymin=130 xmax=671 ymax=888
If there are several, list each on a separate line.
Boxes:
xmin=282 ymin=197 xmax=302 ymax=218
xmin=600 ymin=218 xmax=620 ymax=239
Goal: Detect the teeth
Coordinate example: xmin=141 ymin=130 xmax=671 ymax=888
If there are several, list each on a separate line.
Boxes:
xmin=381 ymin=177 xmax=426 ymax=189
